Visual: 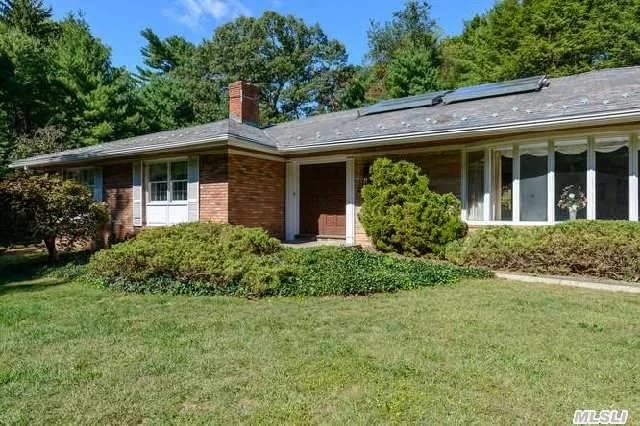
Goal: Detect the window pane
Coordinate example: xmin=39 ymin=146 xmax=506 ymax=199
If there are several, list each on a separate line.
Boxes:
xmin=555 ymin=147 xmax=587 ymax=221
xmin=171 ymin=161 xmax=188 ymax=181
xmin=80 ymin=169 xmax=95 ymax=186
xmin=492 ymin=149 xmax=513 ymax=221
xmin=520 ymin=147 xmax=548 ymax=222
xmin=150 ymin=163 xmax=167 ymax=181
xmin=171 ymin=181 xmax=187 ymax=201
xmin=596 ymin=146 xmax=628 ymax=220
xmin=467 ymin=151 xmax=485 ymax=221
xmin=150 ymin=182 xmax=168 ymax=201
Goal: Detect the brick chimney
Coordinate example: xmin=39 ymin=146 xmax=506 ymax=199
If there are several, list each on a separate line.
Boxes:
xmin=229 ymin=81 xmax=260 ymax=126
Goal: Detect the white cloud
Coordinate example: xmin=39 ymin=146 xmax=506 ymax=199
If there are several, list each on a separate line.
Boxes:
xmin=165 ymin=0 xmax=252 ymax=29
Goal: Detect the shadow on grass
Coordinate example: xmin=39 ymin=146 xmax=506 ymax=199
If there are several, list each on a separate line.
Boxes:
xmin=0 ymin=277 xmax=69 ymax=295
xmin=0 ymin=249 xmax=92 ymax=295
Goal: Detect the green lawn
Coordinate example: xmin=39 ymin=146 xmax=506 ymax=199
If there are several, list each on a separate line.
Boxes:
xmin=1 ymin=252 xmax=639 ymax=424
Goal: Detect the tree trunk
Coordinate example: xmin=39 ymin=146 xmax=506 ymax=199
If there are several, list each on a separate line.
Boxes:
xmin=44 ymin=236 xmax=58 ymax=263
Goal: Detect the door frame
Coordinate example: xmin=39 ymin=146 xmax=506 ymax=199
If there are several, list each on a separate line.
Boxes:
xmin=286 ymin=156 xmax=356 ymax=245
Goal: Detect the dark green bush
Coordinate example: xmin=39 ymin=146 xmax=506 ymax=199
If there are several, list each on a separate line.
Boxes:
xmin=359 ymin=158 xmax=466 ymax=256
xmin=445 ymin=221 xmax=640 ymax=281
xmin=89 ymin=222 xmax=490 ymax=297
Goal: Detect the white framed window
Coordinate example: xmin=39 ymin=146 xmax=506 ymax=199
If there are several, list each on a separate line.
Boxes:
xmin=463 ymin=132 xmax=640 ymax=225
xmin=147 ymin=160 xmax=188 ymax=204
xmin=64 ymin=167 xmax=102 ymax=201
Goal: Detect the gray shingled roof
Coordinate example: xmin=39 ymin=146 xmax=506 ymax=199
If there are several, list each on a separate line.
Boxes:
xmin=267 ymin=67 xmax=640 ymax=149
xmin=11 ymin=120 xmax=276 ymax=167
xmin=11 ymin=66 xmax=640 ymax=167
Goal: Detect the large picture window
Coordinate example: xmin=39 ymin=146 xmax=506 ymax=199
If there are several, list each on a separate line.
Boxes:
xmin=596 ymin=141 xmax=628 ymax=220
xmin=519 ymin=145 xmax=548 ymax=222
xmin=464 ymin=134 xmax=637 ymax=224
xmin=555 ymin=142 xmax=587 ymax=221
xmin=492 ymin=149 xmax=513 ymax=221
xmin=466 ymin=151 xmax=485 ymax=221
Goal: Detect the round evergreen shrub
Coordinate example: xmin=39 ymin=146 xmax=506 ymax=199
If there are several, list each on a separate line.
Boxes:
xmin=88 ymin=222 xmax=296 ymax=296
xmin=359 ymin=158 xmax=466 ymax=256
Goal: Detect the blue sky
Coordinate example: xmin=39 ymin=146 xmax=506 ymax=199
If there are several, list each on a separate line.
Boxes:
xmin=48 ymin=0 xmax=496 ymax=71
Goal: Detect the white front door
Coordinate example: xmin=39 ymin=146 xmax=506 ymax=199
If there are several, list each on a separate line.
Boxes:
xmin=146 ymin=160 xmax=190 ymax=226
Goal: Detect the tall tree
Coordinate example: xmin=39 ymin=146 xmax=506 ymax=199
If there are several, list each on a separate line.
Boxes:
xmin=52 ymin=15 xmax=143 ymax=145
xmin=0 ymin=0 xmax=57 ymax=39
xmin=136 ymin=28 xmax=195 ymax=80
xmin=195 ymin=11 xmax=351 ymax=122
xmin=443 ymin=0 xmax=640 ymax=86
xmin=366 ymin=1 xmax=443 ymax=99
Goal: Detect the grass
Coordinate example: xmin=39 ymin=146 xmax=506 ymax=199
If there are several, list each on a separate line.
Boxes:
xmin=1 ymin=251 xmax=639 ymax=424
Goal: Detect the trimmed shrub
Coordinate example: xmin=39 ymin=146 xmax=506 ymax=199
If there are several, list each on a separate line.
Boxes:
xmin=89 ymin=222 xmax=490 ymax=297
xmin=359 ymin=158 xmax=466 ymax=256
xmin=88 ymin=222 xmax=296 ymax=296
xmin=445 ymin=221 xmax=640 ymax=281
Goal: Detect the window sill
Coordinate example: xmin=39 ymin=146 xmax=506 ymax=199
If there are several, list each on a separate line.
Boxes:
xmin=146 ymin=202 xmax=188 ymax=206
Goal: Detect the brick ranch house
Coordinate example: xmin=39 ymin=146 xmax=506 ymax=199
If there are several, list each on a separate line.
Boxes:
xmin=10 ymin=67 xmax=640 ymax=246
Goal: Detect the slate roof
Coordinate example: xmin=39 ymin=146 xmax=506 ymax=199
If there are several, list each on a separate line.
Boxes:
xmin=11 ymin=66 xmax=640 ymax=167
xmin=12 ymin=120 xmax=277 ymax=167
xmin=267 ymin=67 xmax=640 ymax=149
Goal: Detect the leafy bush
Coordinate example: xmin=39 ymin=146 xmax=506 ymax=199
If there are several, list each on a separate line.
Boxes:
xmin=445 ymin=221 xmax=640 ymax=281
xmin=359 ymin=158 xmax=466 ymax=256
xmin=89 ymin=222 xmax=490 ymax=297
xmin=0 ymin=172 xmax=109 ymax=260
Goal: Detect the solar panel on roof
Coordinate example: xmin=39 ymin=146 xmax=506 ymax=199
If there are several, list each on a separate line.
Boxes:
xmin=442 ymin=75 xmax=548 ymax=104
xmin=359 ymin=91 xmax=450 ymax=116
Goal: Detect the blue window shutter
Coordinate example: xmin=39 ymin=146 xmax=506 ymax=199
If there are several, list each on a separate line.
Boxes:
xmin=94 ymin=167 xmax=103 ymax=201
xmin=187 ymin=156 xmax=199 ymax=222
xmin=132 ymin=161 xmax=143 ymax=227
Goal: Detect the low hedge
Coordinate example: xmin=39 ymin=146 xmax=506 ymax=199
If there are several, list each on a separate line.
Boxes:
xmin=445 ymin=221 xmax=640 ymax=281
xmin=88 ymin=222 xmax=490 ymax=297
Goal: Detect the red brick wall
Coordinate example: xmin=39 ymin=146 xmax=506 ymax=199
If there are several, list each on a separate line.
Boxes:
xmin=229 ymin=81 xmax=260 ymax=125
xmin=228 ymin=153 xmax=285 ymax=239
xmin=103 ymin=163 xmax=134 ymax=241
xmin=199 ymin=153 xmax=229 ymax=223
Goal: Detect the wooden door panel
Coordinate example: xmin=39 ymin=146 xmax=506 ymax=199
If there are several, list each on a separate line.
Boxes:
xmin=300 ymin=162 xmax=346 ymax=237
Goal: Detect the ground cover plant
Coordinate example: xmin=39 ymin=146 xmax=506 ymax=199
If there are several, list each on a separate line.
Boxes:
xmin=88 ymin=222 xmax=489 ymax=297
xmin=446 ymin=221 xmax=640 ymax=281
